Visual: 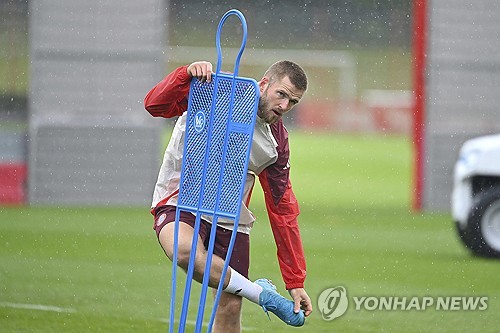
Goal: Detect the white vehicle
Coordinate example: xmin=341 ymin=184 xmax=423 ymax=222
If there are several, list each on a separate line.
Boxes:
xmin=452 ymin=134 xmax=500 ymax=258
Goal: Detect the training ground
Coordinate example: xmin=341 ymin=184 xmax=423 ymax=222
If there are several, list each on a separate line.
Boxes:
xmin=1 ymin=132 xmax=499 ymax=332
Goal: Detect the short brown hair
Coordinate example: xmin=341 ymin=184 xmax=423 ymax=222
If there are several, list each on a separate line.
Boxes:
xmin=264 ymin=60 xmax=308 ymax=92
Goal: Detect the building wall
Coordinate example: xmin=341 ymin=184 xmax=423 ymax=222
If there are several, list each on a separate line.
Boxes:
xmin=28 ymin=0 xmax=167 ymax=205
xmin=424 ymin=0 xmax=500 ymax=210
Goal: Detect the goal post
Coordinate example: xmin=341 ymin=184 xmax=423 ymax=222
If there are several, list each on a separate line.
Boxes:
xmin=411 ymin=0 xmax=427 ymax=211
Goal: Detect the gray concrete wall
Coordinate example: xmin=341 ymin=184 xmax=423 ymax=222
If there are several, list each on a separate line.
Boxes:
xmin=29 ymin=0 xmax=167 ymax=206
xmin=423 ymin=0 xmax=500 ymax=211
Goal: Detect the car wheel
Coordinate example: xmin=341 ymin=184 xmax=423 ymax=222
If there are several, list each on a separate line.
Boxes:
xmin=463 ymin=187 xmax=500 ymax=258
xmin=455 ymin=220 xmax=470 ymax=247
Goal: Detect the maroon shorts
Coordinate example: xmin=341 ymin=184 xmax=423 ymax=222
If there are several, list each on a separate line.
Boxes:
xmin=153 ymin=205 xmax=249 ymax=278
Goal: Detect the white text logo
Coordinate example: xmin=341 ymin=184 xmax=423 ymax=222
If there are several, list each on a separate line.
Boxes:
xmin=194 ymin=110 xmax=206 ymax=133
xmin=353 ymin=296 xmax=488 ymax=311
xmin=318 ymin=286 xmax=489 ymax=321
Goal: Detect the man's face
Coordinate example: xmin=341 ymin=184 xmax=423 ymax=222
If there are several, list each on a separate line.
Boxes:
xmin=257 ymin=75 xmax=304 ymax=124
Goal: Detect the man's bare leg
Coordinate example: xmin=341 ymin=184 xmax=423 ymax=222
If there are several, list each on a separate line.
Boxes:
xmin=159 ymin=222 xmax=230 ymax=288
xmin=157 ymin=221 xmax=304 ymax=327
xmin=211 ymin=290 xmax=242 ymax=333
xmin=159 ymin=222 xmax=243 ymax=332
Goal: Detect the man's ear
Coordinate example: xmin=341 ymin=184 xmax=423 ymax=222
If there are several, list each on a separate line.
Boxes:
xmin=258 ymin=77 xmax=269 ymax=94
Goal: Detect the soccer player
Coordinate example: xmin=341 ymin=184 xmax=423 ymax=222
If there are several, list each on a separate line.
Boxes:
xmin=144 ymin=60 xmax=312 ymax=332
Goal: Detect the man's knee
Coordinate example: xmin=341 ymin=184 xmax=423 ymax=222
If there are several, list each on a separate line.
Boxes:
xmin=171 ymin=247 xmax=192 ymax=269
xmin=159 ymin=222 xmax=198 ymax=269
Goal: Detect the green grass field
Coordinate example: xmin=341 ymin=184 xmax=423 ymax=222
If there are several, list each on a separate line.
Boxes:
xmin=1 ymin=132 xmax=499 ymax=333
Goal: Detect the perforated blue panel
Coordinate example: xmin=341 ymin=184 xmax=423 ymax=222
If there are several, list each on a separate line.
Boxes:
xmin=170 ymin=10 xmax=258 ymax=333
xmin=178 ymin=79 xmax=213 ymax=209
xmin=178 ymin=74 xmax=258 ymax=217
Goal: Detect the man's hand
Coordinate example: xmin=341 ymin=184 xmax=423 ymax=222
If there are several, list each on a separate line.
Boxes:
xmin=289 ymin=288 xmax=313 ymax=317
xmin=187 ymin=61 xmax=213 ymax=83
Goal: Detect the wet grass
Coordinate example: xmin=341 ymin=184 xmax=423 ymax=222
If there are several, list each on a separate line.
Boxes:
xmin=1 ymin=132 xmax=499 ymax=332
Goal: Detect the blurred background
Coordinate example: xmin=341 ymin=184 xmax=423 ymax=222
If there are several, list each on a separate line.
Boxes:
xmin=0 ymin=0 xmax=413 ymax=207
xmin=2 ymin=2 xmax=500 ymax=332
xmin=1 ymin=0 xmax=499 ymax=211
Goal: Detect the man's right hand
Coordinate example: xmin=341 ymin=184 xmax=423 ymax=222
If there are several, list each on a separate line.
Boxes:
xmin=187 ymin=61 xmax=213 ymax=83
xmin=289 ymin=287 xmax=313 ymax=317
